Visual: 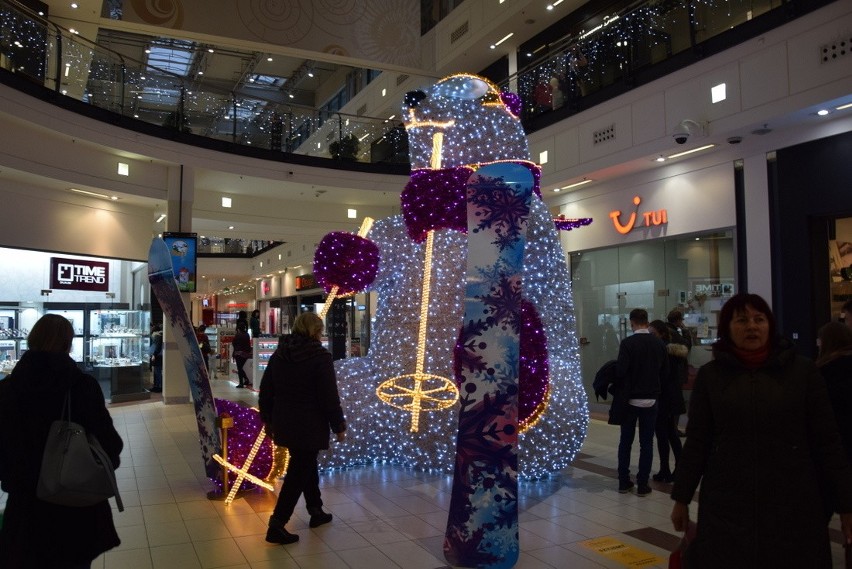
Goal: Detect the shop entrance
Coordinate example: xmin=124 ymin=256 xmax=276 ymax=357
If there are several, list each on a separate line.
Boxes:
xmin=570 ymin=230 xmax=734 ymax=406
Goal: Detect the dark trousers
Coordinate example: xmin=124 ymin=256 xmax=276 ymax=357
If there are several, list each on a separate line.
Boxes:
xmin=655 ymin=413 xmax=683 ymax=475
xmin=618 ymin=402 xmax=658 ymax=485
xmin=234 ymin=356 xmax=250 ymax=385
xmin=272 ymin=449 xmax=322 ymax=522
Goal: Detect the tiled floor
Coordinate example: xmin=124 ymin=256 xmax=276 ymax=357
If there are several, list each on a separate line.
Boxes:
xmin=2 ymin=376 xmax=848 ymax=568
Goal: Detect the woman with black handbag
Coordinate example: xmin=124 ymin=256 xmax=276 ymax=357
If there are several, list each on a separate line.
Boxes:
xmin=0 ymin=314 xmax=124 ymax=568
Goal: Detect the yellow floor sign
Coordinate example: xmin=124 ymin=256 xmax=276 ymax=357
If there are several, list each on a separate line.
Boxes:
xmin=580 ymin=536 xmax=667 ymax=567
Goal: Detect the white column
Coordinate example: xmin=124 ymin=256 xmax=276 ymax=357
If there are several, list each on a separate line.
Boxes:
xmin=162 ymin=165 xmax=195 ymax=404
xmin=742 ymin=153 xmax=772 ymax=303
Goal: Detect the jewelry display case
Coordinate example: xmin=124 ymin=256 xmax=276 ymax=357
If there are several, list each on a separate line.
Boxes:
xmin=88 ymin=309 xmax=150 ymax=403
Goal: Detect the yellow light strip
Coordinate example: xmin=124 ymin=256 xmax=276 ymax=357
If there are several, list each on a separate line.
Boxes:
xmin=405 ymin=109 xmax=456 ymax=130
xmin=375 ymin=230 xmax=459 ymax=431
xmin=430 ymin=133 xmax=445 ymax=170
xmin=212 ymin=429 xmax=275 ymax=506
xmin=319 ymin=217 xmax=375 ymax=320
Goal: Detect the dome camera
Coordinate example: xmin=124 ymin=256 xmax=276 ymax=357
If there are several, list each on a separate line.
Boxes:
xmin=672 ymin=119 xmax=703 ymax=145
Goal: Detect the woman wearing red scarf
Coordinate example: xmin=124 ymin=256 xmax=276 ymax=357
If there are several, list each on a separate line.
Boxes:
xmin=670 ymin=293 xmax=852 ymax=568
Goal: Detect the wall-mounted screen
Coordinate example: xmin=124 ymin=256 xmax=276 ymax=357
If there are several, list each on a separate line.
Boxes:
xmin=162 ymin=232 xmax=198 ymax=293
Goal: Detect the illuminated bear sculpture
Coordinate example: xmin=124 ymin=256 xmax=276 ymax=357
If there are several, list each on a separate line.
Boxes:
xmin=313 ymin=74 xmax=588 ymax=478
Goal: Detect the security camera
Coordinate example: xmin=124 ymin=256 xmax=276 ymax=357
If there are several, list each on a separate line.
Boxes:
xmin=672 ymin=127 xmax=690 ymax=145
xmin=672 ymin=119 xmax=703 ymax=145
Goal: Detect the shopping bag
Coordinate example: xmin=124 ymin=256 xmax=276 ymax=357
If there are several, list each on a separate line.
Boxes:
xmin=669 ymin=520 xmax=696 ymax=569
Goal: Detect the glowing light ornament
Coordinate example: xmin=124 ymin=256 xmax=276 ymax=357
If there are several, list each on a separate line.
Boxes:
xmin=213 ymin=430 xmax=274 ymax=505
xmin=376 ymin=229 xmax=459 ymax=431
xmin=312 ymin=73 xmax=588 ymax=481
xmin=315 ymin=217 xmax=376 ymax=319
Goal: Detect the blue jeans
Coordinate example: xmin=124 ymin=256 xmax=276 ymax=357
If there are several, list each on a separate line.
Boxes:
xmin=152 ymin=364 xmax=162 ymax=389
xmin=618 ymin=402 xmax=658 ymax=485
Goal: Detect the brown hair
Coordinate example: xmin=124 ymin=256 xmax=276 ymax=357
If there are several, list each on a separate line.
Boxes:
xmin=292 ymin=312 xmax=323 ymax=340
xmin=27 ymin=314 xmax=74 ymax=353
xmin=816 ymin=321 xmax=852 ymax=367
xmin=629 ymin=308 xmax=649 ymax=325
xmin=648 ymin=320 xmax=671 ymax=342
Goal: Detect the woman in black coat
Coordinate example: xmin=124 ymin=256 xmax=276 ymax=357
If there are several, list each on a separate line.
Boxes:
xmin=0 ymin=314 xmax=123 ymax=568
xmin=817 ymin=321 xmax=852 ymax=464
xmin=232 ymin=321 xmax=253 ymax=388
xmin=648 ymin=320 xmax=687 ymax=483
xmin=670 ymin=294 xmax=852 ymax=568
xmin=258 ymin=312 xmax=346 ymax=545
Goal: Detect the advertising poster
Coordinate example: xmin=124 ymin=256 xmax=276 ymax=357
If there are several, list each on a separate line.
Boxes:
xmin=162 ymin=233 xmax=198 ymax=293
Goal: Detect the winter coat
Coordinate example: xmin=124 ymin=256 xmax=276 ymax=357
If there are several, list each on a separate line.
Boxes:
xmin=232 ymin=330 xmax=252 ymax=360
xmin=0 ymin=351 xmax=123 ymax=567
xmin=659 ymin=342 xmax=688 ymax=417
xmin=818 ymin=352 xmax=852 ymax=465
xmin=615 ymin=331 xmax=668 ymax=399
xmin=258 ymin=334 xmax=346 ymax=450
xmin=149 ymin=330 xmax=163 ymax=367
xmin=671 ymin=338 xmax=852 ymax=569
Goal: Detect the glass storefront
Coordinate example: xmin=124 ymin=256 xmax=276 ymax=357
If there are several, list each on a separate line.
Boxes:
xmin=570 ymin=230 xmax=735 ymax=404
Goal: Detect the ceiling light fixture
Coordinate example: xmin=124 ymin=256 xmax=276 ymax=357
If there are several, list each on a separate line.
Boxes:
xmin=490 ymin=32 xmax=514 ymax=49
xmin=69 ymin=188 xmax=117 ymax=200
xmin=655 ymin=155 xmax=666 ymax=162
xmin=836 ymin=102 xmax=852 ymax=110
xmin=156 ymin=213 xmax=166 ymax=223
xmin=228 ymin=225 xmax=234 ymax=230
xmin=117 ymin=162 xmax=129 ymax=176
xmin=816 ymin=109 xmax=830 ymax=116
xmin=222 ymin=197 xmax=232 ymax=208
xmin=667 ymin=144 xmax=716 ymax=159
xmin=560 ymin=178 xmax=593 ymax=190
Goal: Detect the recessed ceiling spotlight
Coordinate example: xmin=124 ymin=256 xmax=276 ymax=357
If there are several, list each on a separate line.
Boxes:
xmin=817 ymin=109 xmax=830 ymax=116
xmin=267 ymin=57 xmax=273 ymax=62
xmin=228 ymin=225 xmax=234 ymax=230
xmin=70 ymin=2 xmax=78 ymax=8
xmin=655 ymin=155 xmax=666 ymax=162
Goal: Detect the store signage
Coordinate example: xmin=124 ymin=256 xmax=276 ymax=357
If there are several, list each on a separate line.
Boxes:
xmin=609 ymin=196 xmax=668 ymax=234
xmin=295 ymin=274 xmax=317 ymax=291
xmin=50 ymin=257 xmax=109 ymax=291
xmin=261 ymin=280 xmax=271 ymax=296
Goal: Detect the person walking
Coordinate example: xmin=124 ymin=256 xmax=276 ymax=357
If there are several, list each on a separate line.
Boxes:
xmin=149 ymin=322 xmax=163 ymax=392
xmin=670 ymin=293 xmax=852 ymax=568
xmin=648 ymin=320 xmax=687 ymax=483
xmin=259 ymin=312 xmax=346 ymax=544
xmin=614 ymin=308 xmax=668 ymax=496
xmin=232 ymin=321 xmax=252 ymax=388
xmin=0 ymin=314 xmax=124 ymax=568
xmin=196 ymin=324 xmax=212 ymax=375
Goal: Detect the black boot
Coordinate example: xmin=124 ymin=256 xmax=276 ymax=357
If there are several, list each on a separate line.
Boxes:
xmin=308 ymin=507 xmax=333 ymax=528
xmin=266 ymin=516 xmax=298 ymax=544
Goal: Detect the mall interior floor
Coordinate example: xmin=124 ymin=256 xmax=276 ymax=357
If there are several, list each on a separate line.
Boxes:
xmin=1 ymin=376 xmax=848 ymax=569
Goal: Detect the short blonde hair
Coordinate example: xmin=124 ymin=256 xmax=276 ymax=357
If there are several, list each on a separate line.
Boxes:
xmin=27 ymin=314 xmax=74 ymax=353
xmin=292 ymin=312 xmax=323 ymax=340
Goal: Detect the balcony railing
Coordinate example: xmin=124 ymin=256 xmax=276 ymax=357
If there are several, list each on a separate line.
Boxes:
xmin=0 ymin=0 xmax=832 ymax=166
xmin=0 ymin=0 xmax=409 ymax=165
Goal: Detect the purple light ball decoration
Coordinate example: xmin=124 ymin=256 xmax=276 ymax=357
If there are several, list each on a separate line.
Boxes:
xmin=553 ymin=216 xmax=593 ymax=231
xmin=500 ymin=91 xmax=523 ymax=118
xmin=519 ymin=300 xmax=550 ymax=429
xmin=401 ymin=167 xmax=473 ymax=242
xmin=313 ymin=232 xmax=380 ymax=294
xmin=212 ymin=398 xmax=273 ymax=491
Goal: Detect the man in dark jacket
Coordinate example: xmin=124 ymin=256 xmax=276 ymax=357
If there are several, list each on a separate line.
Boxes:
xmin=258 ymin=312 xmax=346 ymax=545
xmin=665 ymin=309 xmax=692 ymax=352
xmin=614 ymin=308 xmax=668 ymax=496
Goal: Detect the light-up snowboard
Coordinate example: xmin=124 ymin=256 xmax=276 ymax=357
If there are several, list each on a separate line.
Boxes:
xmin=444 ymin=162 xmax=534 ymax=568
xmin=148 ymin=238 xmax=221 ymax=481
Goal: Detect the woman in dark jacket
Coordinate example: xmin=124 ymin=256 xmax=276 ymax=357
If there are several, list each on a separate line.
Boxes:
xmin=816 ymin=321 xmax=852 ymax=464
xmin=258 ymin=312 xmax=346 ymax=545
xmin=232 ymin=321 xmax=252 ymax=388
xmin=670 ymin=294 xmax=852 ymax=568
xmin=648 ymin=320 xmax=687 ymax=483
xmin=0 ymin=314 xmax=124 ymax=568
